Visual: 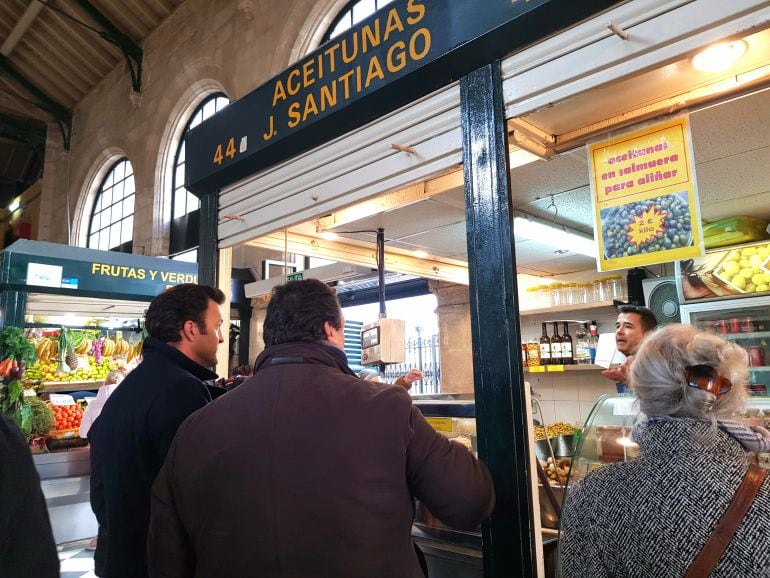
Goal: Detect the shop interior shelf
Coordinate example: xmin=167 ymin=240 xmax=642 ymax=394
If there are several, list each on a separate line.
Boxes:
xmin=722 ymin=331 xmax=770 ymax=340
xmin=524 ymin=364 xmax=604 ymax=373
xmin=520 ymin=300 xmax=616 ymax=317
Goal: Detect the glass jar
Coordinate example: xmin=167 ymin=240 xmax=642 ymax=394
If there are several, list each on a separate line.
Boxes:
xmin=592 ymin=278 xmax=608 ymax=302
xmin=536 ymin=285 xmax=552 ymax=308
xmin=576 ymin=283 xmax=591 ymax=304
xmin=525 ymin=286 xmax=539 ymax=309
xmin=550 ymin=283 xmax=564 ymax=307
xmin=565 ymin=283 xmax=580 ymax=305
xmin=607 ymin=274 xmax=625 ymax=301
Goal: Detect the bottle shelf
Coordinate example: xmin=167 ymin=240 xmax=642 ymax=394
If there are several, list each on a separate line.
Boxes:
xmin=524 ymin=364 xmax=604 ymax=373
xmin=721 ymin=331 xmax=770 ymax=340
xmin=520 ymin=301 xmax=616 ymax=317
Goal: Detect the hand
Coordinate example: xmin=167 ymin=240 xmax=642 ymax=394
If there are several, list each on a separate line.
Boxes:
xmin=401 ymin=369 xmax=424 ymax=385
xmin=395 ymin=368 xmax=424 ymax=390
xmin=601 ymin=356 xmax=633 ymax=383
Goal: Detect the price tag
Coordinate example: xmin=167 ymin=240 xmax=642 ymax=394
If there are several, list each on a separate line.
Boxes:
xmin=529 ymin=366 xmax=546 ymax=373
xmin=426 ymin=417 xmax=453 ymax=432
xmin=548 ymin=365 xmax=565 ymax=372
xmin=49 ymin=393 xmax=76 ymax=406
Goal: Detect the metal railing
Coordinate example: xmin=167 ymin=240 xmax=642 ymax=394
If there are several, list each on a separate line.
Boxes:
xmin=383 ymin=334 xmax=441 ymax=395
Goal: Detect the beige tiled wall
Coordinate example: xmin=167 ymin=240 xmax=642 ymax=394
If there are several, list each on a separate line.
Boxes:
xmin=528 ymin=370 xmax=618 ymax=426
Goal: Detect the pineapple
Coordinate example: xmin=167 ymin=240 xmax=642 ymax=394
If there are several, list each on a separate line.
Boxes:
xmin=65 ymin=348 xmax=78 ymax=370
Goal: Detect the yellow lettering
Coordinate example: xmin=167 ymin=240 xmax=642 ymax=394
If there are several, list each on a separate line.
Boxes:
xmin=338 ymin=70 xmax=354 ymax=99
xmin=317 ymin=52 xmax=324 ymax=80
xmin=302 ymin=59 xmax=315 ymax=88
xmin=320 ymin=83 xmax=337 ymax=111
xmin=409 ymin=27 xmax=431 ymax=61
xmin=384 ymin=8 xmax=405 ymax=41
xmin=160 ymin=271 xmax=170 ymax=283
xmin=356 ymin=65 xmax=362 ymax=93
xmin=365 ymin=55 xmax=385 ymax=88
xmin=324 ymin=43 xmax=340 ymax=74
xmin=386 ymin=41 xmax=407 ymax=73
xmin=361 ymin=20 xmax=380 ymax=53
xmin=263 ymin=114 xmax=276 ymax=142
xmin=406 ymin=0 xmax=426 ymax=25
xmin=91 ymin=263 xmax=99 ymax=275
xmin=272 ymin=80 xmax=287 ymax=106
xmin=213 ymin=144 xmax=223 ymax=165
xmin=302 ymin=93 xmax=319 ymax=122
xmin=287 ymin=69 xmax=301 ymax=96
xmin=341 ymin=35 xmax=358 ymax=64
xmin=287 ymin=102 xmax=302 ymax=128
xmin=137 ymin=269 xmax=146 ymax=280
xmin=126 ymin=268 xmax=137 ymax=279
xmin=149 ymin=270 xmax=158 ymax=281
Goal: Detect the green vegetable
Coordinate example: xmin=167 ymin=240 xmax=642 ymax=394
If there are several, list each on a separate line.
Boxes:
xmin=24 ymin=397 xmax=54 ymax=436
xmin=0 ymin=326 xmax=36 ymax=366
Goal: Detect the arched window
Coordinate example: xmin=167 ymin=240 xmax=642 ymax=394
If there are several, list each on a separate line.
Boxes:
xmin=169 ymin=93 xmax=229 ymax=258
xmin=322 ymin=0 xmax=395 ymax=43
xmin=87 ymin=158 xmax=135 ymax=253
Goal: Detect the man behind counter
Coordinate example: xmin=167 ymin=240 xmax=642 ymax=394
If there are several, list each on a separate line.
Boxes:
xmin=601 ymin=304 xmax=658 ymax=385
xmin=149 ymin=278 xmax=495 ymax=578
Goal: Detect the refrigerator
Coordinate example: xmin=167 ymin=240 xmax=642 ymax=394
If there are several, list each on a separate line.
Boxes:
xmin=680 ymin=296 xmax=770 ymax=396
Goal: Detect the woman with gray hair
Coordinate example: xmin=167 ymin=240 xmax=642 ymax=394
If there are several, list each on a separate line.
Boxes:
xmin=560 ymin=324 xmax=770 ymax=578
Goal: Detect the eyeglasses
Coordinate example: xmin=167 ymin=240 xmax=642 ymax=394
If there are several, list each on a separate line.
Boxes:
xmin=684 ymin=364 xmax=733 ymax=397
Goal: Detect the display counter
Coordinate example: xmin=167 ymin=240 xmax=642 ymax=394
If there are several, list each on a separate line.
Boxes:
xmin=412 ymin=395 xmax=559 ymax=578
xmin=33 ymin=447 xmax=97 ymax=544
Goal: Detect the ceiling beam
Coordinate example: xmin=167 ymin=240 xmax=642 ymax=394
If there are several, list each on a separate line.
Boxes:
xmin=0 ymin=112 xmax=47 ymax=148
xmin=71 ymin=0 xmax=143 ymax=93
xmin=0 ymin=55 xmax=71 ymax=148
xmin=0 ymin=1 xmax=45 ymax=57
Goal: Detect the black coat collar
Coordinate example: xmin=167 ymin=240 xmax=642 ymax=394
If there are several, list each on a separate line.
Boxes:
xmin=142 ymin=336 xmax=218 ymax=381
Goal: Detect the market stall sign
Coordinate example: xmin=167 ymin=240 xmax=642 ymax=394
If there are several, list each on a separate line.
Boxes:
xmin=186 ymin=0 xmax=623 ymax=195
xmin=0 ymin=240 xmax=197 ymax=300
xmin=589 ymin=116 xmax=704 ymax=272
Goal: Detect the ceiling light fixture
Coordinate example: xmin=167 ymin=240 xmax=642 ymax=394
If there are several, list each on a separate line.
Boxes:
xmin=8 ymin=198 xmax=20 ymax=212
xmin=411 ymin=250 xmax=429 ymax=259
xmin=513 ymin=213 xmax=596 ymax=258
xmin=692 ymin=40 xmax=748 ymax=73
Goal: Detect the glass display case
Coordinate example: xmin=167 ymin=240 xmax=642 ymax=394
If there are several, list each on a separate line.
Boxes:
xmin=681 ymin=296 xmax=770 ymax=396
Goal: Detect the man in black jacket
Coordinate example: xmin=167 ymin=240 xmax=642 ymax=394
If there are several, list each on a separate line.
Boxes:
xmin=89 ymin=283 xmax=225 ymax=578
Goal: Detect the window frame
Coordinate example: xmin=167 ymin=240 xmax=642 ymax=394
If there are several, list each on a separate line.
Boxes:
xmin=87 ymin=157 xmax=135 ymax=253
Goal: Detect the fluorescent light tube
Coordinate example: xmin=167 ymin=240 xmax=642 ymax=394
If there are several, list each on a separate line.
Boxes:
xmin=513 ymin=214 xmax=596 ymax=258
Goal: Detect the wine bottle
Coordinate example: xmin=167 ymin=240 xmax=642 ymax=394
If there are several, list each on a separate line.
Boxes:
xmin=562 ymin=322 xmax=574 ymax=365
xmin=540 ymin=323 xmax=551 ymax=365
xmin=551 ymin=321 xmax=562 ymax=365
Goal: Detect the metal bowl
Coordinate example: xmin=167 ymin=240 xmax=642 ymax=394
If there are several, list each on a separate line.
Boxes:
xmin=535 ymin=434 xmax=577 ymax=461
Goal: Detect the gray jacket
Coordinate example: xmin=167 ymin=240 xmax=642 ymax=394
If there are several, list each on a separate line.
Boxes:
xmin=560 ymin=418 xmax=770 ymax=577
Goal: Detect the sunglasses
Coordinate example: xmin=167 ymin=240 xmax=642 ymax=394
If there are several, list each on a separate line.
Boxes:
xmin=684 ymin=365 xmax=732 ymax=397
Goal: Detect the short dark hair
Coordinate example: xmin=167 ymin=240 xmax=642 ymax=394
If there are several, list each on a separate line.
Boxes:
xmin=263 ymin=279 xmax=343 ymax=347
xmin=145 ymin=284 xmax=226 ymax=343
xmin=617 ymin=304 xmax=658 ymax=332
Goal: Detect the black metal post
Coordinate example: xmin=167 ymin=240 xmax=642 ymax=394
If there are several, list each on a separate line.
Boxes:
xmin=198 ymin=194 xmax=218 ymax=287
xmin=377 ymin=227 xmax=386 ymax=375
xmin=460 ymin=62 xmax=534 ymax=577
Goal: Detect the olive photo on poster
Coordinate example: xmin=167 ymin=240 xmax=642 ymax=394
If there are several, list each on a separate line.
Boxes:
xmin=600 ymin=191 xmax=692 ymax=260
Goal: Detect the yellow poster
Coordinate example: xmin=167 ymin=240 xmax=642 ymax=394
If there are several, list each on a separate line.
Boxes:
xmin=589 ymin=117 xmax=704 ymax=271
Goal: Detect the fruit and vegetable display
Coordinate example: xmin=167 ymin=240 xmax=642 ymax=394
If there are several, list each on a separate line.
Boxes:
xmin=25 ymin=329 xmax=140 ymax=385
xmin=51 ymin=403 xmax=84 ymax=432
xmin=680 ymin=239 xmax=770 ymax=301
xmin=600 ymin=192 xmax=692 ymax=260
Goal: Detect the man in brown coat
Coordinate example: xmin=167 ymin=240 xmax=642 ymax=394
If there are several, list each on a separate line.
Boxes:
xmin=148 ymin=279 xmax=494 ymax=578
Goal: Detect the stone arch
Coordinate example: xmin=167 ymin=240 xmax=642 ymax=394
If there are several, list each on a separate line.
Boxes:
xmin=71 ymin=148 xmax=129 ymax=248
xmin=285 ymin=0 xmax=350 ymax=66
xmin=152 ymin=63 xmax=232 ymax=256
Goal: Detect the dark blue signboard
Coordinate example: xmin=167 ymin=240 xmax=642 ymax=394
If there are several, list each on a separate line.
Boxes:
xmin=186 ymin=0 xmax=621 ymax=194
xmin=0 ymin=240 xmax=197 ymax=301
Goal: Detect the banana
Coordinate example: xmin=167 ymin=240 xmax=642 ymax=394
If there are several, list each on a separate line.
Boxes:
xmin=103 ymin=337 xmax=116 ymax=357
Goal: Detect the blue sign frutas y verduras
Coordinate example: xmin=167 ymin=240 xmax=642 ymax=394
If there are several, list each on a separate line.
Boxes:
xmin=185 ymin=0 xmax=622 ymax=195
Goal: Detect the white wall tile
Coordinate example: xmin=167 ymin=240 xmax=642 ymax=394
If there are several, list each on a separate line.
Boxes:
xmin=553 ymin=401 xmax=581 ymax=424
